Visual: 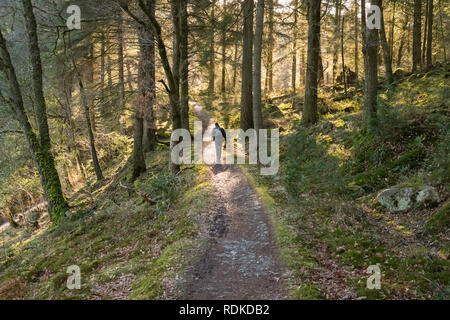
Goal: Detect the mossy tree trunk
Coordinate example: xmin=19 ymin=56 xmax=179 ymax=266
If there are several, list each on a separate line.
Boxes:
xmin=0 ymin=24 xmax=68 ymax=223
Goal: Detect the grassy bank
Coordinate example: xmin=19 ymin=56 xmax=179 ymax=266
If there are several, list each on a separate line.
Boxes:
xmin=0 ymin=146 xmax=214 ymax=299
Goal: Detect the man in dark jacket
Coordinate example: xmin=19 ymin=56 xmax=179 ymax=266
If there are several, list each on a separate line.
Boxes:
xmin=212 ymin=122 xmax=226 ymax=164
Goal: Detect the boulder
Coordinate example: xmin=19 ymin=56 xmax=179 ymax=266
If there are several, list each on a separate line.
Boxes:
xmin=377 ymin=186 xmax=440 ymax=212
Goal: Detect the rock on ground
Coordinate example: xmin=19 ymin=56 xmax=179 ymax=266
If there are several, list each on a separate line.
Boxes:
xmin=377 ymin=186 xmax=440 ymax=212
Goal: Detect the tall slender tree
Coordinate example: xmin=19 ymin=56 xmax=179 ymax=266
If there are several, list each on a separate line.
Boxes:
xmin=412 ymin=0 xmax=422 ymax=72
xmin=291 ymin=0 xmax=298 ymax=104
xmin=426 ymin=0 xmax=434 ymax=67
xmin=241 ymin=0 xmax=254 ymax=130
xmin=379 ymin=0 xmax=393 ymax=83
xmin=208 ymin=0 xmax=216 ymax=94
xmin=265 ymin=0 xmax=275 ymax=94
xmin=179 ymin=0 xmax=190 ymax=131
xmin=139 ymin=0 xmax=157 ymax=152
xmin=253 ymin=0 xmax=265 ymax=132
xmin=302 ymin=0 xmax=321 ymax=125
xmin=118 ymin=15 xmax=126 ymax=130
xmin=362 ymin=0 xmax=379 ymax=124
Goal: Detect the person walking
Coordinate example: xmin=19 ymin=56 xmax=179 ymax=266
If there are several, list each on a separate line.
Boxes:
xmin=212 ymin=122 xmax=226 ymax=164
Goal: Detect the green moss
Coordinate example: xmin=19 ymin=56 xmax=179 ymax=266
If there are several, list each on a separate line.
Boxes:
xmin=426 ymin=201 xmax=450 ymax=234
xmin=291 ymin=284 xmax=323 ymax=299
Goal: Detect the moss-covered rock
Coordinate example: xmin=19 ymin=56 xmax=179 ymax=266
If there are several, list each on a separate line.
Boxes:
xmin=377 ymin=186 xmax=440 ymax=212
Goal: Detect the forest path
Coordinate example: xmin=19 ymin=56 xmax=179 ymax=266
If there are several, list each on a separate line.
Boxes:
xmin=184 ymin=102 xmax=287 ymax=300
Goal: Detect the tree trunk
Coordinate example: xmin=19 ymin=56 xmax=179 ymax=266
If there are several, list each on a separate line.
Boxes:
xmin=73 ymin=59 xmax=104 ymax=182
xmin=241 ymin=0 xmax=254 ymax=130
xmin=253 ymin=0 xmax=265 ymax=132
xmin=354 ymin=0 xmax=359 ymax=81
xmin=300 ymin=48 xmax=306 ymax=86
xmin=426 ymin=0 xmax=433 ymax=67
xmin=221 ymin=0 xmax=227 ymax=94
xmin=412 ymin=0 xmax=422 ymax=72
xmin=389 ymin=0 xmax=396 ymax=62
xmin=63 ymin=77 xmax=86 ymax=179
xmin=133 ymin=39 xmax=147 ymax=180
xmin=422 ymin=0 xmax=429 ymax=65
xmin=379 ymin=0 xmax=393 ymax=83
xmin=125 ymin=0 xmax=182 ymax=172
xmin=438 ymin=0 xmax=446 ymax=61
xmin=179 ymin=0 xmax=190 ymax=131
xmin=87 ymin=37 xmax=96 ymax=133
xmin=333 ymin=0 xmax=341 ymax=86
xmin=396 ymin=15 xmax=408 ymax=68
xmin=0 ymin=25 xmax=68 ymax=222
xmin=265 ymin=0 xmax=274 ymax=93
xmin=208 ymin=0 xmax=216 ymax=95
xmin=232 ymin=36 xmax=238 ymax=93
xmin=118 ymin=15 xmax=126 ymax=132
xmin=341 ymin=15 xmax=347 ymax=95
xmin=100 ymin=31 xmax=106 ymax=115
xmin=302 ymin=0 xmax=321 ymax=125
xmin=291 ymin=0 xmax=298 ymax=105
xmin=362 ymin=0 xmax=379 ymax=124
xmin=139 ymin=0 xmax=157 ymax=152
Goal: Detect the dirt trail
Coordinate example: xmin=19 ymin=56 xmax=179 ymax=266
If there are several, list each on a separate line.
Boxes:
xmin=184 ymin=102 xmax=287 ymax=300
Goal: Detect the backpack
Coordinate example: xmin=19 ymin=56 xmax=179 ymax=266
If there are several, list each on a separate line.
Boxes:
xmin=219 ymin=127 xmax=227 ymax=141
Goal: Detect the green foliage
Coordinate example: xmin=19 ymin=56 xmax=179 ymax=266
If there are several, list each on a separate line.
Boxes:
xmin=284 ymin=126 xmax=346 ymax=197
xmin=426 ymin=201 xmax=450 ymax=235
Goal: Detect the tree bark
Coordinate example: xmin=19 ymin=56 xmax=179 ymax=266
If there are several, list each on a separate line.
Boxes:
xmin=253 ymin=0 xmax=265 ymax=132
xmin=232 ymin=34 xmax=238 ymax=93
xmin=341 ymin=14 xmax=347 ymax=94
xmin=179 ymin=0 xmax=190 ymax=131
xmin=73 ymin=59 xmax=104 ymax=182
xmin=354 ymin=0 xmax=359 ymax=81
xmin=333 ymin=0 xmax=341 ymax=86
xmin=139 ymin=0 xmax=157 ymax=153
xmin=221 ymin=0 xmax=227 ymax=94
xmin=422 ymin=0 xmax=429 ymax=65
xmin=132 ymin=63 xmax=146 ymax=181
xmin=362 ymin=0 xmax=379 ymax=124
xmin=118 ymin=15 xmax=126 ymax=132
xmin=292 ymin=0 xmax=298 ymax=105
xmin=302 ymin=0 xmax=321 ymax=125
xmin=241 ymin=0 xmax=254 ymax=130
xmin=412 ymin=0 xmax=422 ymax=72
xmin=265 ymin=0 xmax=275 ymax=93
xmin=208 ymin=0 xmax=216 ymax=94
xmin=426 ymin=0 xmax=433 ymax=67
xmin=379 ymin=0 xmax=393 ymax=83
